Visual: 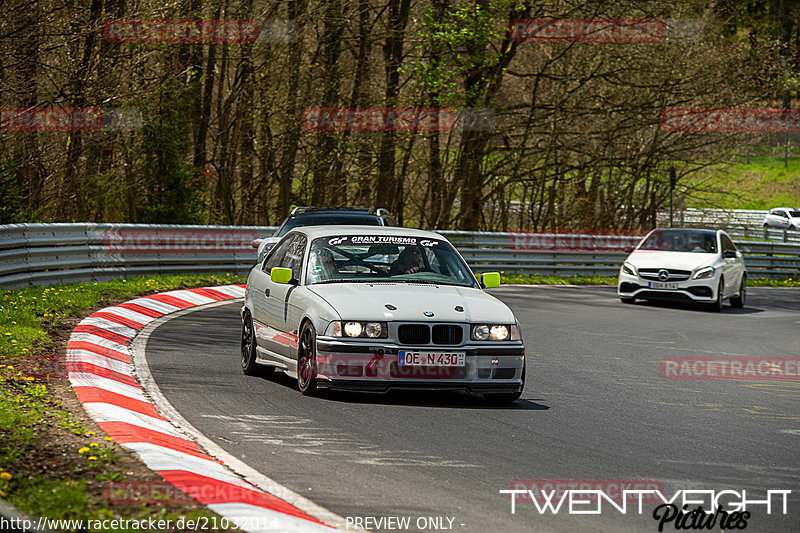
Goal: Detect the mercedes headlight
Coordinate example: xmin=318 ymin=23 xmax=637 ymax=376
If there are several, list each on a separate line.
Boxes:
xmin=622 ymin=262 xmax=637 ymax=276
xmin=692 ymin=266 xmax=715 ymax=280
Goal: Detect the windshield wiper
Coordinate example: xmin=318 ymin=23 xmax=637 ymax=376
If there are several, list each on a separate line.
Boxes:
xmin=399 ymin=279 xmax=464 ymax=286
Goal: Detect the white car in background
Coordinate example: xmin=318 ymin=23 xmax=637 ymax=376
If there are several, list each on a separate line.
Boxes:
xmin=617 ymin=228 xmax=746 ymax=311
xmin=763 ymin=208 xmax=800 ymax=230
xmin=241 ymin=226 xmax=526 ymax=402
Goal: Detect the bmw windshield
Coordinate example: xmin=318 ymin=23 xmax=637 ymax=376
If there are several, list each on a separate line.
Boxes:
xmin=305 ymin=235 xmax=477 ymax=287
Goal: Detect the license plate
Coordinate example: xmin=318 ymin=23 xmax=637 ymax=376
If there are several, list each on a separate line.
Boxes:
xmin=399 ymin=351 xmax=465 ymax=367
xmin=649 ymin=281 xmax=679 ymax=290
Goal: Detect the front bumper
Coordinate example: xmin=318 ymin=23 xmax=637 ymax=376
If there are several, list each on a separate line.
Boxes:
xmin=617 ymin=270 xmax=719 ymax=303
xmin=313 ymin=338 xmax=525 ymax=393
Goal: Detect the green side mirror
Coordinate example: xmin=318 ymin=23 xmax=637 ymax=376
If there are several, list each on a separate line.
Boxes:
xmin=481 ymin=272 xmax=501 ymax=288
xmin=270 ymin=266 xmax=293 ymax=284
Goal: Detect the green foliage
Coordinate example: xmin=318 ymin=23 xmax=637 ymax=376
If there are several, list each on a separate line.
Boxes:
xmin=135 ymin=79 xmax=205 ymax=224
xmin=407 ymin=1 xmax=511 ymax=105
xmin=0 ymin=163 xmax=32 ymax=224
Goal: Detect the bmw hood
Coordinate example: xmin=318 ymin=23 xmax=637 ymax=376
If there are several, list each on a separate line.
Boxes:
xmin=308 ymin=283 xmax=515 ymax=324
xmin=624 ymin=251 xmax=716 ymax=271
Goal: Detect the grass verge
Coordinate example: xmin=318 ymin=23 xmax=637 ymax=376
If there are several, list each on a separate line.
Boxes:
xmin=686 ymin=155 xmax=800 ymax=210
xmin=0 ymin=274 xmax=245 ymax=532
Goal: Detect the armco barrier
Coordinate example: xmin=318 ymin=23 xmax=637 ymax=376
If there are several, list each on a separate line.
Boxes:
xmin=0 ymin=224 xmax=276 ymax=288
xmin=1 ymin=224 xmax=799 ymax=288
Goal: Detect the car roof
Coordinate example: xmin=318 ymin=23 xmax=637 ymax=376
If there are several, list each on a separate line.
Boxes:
xmin=649 ymin=227 xmax=719 ymax=235
xmin=290 ymin=206 xmax=376 ymax=215
xmin=289 ymin=225 xmax=446 ymax=240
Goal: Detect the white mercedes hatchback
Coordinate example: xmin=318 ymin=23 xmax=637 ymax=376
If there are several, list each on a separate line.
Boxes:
xmin=617 ymin=228 xmax=746 ymax=311
xmin=241 ymin=226 xmax=525 ymax=402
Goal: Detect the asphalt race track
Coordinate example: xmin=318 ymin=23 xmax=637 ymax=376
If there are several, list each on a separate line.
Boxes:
xmin=144 ymin=286 xmax=800 ymax=533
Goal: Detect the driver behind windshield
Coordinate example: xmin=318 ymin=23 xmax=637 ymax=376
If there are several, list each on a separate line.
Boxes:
xmin=389 ymin=247 xmax=423 ymax=275
xmin=308 ymin=248 xmax=339 ymax=281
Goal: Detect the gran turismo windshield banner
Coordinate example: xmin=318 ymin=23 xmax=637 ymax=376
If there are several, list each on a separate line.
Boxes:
xmin=318 ymin=235 xmax=445 ymax=248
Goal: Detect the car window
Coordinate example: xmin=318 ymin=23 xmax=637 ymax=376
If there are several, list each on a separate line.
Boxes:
xmin=263 ymin=237 xmax=293 ymax=272
xmin=721 ymin=234 xmax=735 ymax=253
xmin=280 ymin=234 xmax=307 ymax=280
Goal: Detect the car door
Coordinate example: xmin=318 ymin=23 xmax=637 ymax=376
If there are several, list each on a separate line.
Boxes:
xmin=264 ymin=233 xmax=307 ymax=359
xmin=777 ymin=209 xmax=790 ymax=227
xmin=720 ymin=233 xmax=742 ymax=295
xmin=252 ymin=237 xmax=293 ymax=360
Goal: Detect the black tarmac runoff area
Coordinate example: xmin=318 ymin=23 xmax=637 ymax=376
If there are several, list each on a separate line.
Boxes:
xmin=145 ymin=286 xmax=800 ymax=533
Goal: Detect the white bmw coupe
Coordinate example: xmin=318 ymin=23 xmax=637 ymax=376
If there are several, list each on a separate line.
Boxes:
xmin=241 ymin=226 xmax=526 ymax=402
xmin=617 ymin=228 xmax=746 ymax=311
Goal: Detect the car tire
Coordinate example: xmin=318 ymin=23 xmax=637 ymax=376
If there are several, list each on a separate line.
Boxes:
xmin=484 ymin=365 xmax=524 ymax=404
xmin=707 ymin=278 xmax=724 ymax=312
xmin=730 ymin=275 xmax=746 ymax=308
xmin=297 ymin=322 xmax=319 ymax=396
xmin=241 ymin=313 xmax=274 ymax=377
xmin=620 ymin=297 xmax=635 ymax=304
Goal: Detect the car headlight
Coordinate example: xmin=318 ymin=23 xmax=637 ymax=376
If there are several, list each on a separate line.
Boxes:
xmin=364 ymin=322 xmax=383 ymax=338
xmin=324 ymin=321 xmax=388 ymax=338
xmin=692 ymin=266 xmax=715 ymax=280
xmin=344 ymin=322 xmax=363 ymax=337
xmin=472 ymin=325 xmax=490 ymax=341
xmin=490 ymin=325 xmax=509 ymax=340
xmin=622 ymin=262 xmax=637 ymax=276
xmin=471 ymin=324 xmax=516 ymax=341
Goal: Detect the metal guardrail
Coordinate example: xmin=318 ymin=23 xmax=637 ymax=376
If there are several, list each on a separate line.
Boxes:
xmin=0 ymin=223 xmax=277 ymax=288
xmin=1 ymin=224 xmax=799 ymax=288
xmin=440 ymin=230 xmax=800 ymax=279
